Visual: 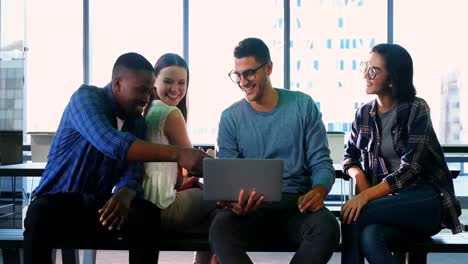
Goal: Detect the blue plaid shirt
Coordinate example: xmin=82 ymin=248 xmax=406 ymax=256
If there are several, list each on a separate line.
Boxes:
xmin=343 ymin=97 xmax=462 ymax=234
xmin=33 ymin=84 xmax=145 ymax=198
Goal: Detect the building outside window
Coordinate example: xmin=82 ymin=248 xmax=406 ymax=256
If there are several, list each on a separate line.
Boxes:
xmin=290 ymin=0 xmax=387 ymax=136
xmin=394 ymin=0 xmax=468 ymax=198
xmin=4 ymin=0 xmax=468 ymax=199
xmin=188 ymin=0 xmax=283 ymax=145
xmin=90 ymin=0 xmax=182 ymax=87
xmin=26 ymin=0 xmax=82 ymax=133
xmin=0 ymin=0 xmax=25 ymax=132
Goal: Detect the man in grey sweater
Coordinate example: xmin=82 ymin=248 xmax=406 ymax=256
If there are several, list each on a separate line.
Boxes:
xmin=209 ymin=38 xmax=340 ymax=264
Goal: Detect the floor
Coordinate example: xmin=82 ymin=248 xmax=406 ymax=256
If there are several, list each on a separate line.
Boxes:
xmin=50 ymin=215 xmax=468 ymax=264
xmin=44 ymin=209 xmax=468 ymax=264
xmin=49 ymin=249 xmax=467 ymax=264
xmin=2 ymin=203 xmax=468 ymax=263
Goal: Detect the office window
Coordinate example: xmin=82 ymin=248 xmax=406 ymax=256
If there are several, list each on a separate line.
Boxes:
xmin=395 ymin=0 xmax=468 ymax=198
xmin=394 ymin=0 xmax=468 ymax=145
xmin=26 ymin=0 xmax=82 ymax=133
xmin=189 ymin=0 xmax=283 ymax=145
xmin=0 ymin=0 xmax=24 ymax=131
xmin=291 ymin=0 xmax=387 ymax=135
xmin=90 ymin=0 xmax=182 ymax=86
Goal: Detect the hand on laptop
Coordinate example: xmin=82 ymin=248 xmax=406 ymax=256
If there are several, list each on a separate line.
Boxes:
xmin=198 ymin=147 xmax=216 ymax=158
xmin=217 ymin=188 xmax=264 ymax=216
xmin=205 ymin=148 xmax=216 ymax=158
xmin=297 ymin=185 xmax=328 ymax=213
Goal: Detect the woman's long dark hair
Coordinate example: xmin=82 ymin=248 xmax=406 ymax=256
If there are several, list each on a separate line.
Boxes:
xmin=372 ymin=43 xmax=416 ymax=102
xmin=145 ymin=53 xmax=189 ymax=122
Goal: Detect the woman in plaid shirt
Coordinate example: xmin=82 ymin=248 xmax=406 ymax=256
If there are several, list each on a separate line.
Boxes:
xmin=340 ymin=43 xmax=462 ymax=264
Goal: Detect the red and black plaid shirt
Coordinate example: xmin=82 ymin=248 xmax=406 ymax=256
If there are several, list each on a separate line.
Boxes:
xmin=343 ymin=97 xmax=462 ymax=234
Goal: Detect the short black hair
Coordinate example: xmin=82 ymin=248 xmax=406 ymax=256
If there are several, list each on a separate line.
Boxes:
xmin=234 ymin=37 xmax=271 ymax=64
xmin=112 ymin=52 xmax=154 ymax=80
xmin=372 ymin=43 xmax=416 ymax=102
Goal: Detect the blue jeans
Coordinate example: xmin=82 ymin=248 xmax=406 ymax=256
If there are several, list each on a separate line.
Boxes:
xmin=341 ymin=182 xmax=443 ymax=264
xmin=209 ymin=193 xmax=340 ymax=264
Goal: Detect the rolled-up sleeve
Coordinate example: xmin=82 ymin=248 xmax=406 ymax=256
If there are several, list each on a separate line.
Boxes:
xmin=68 ymin=86 xmax=143 ymax=195
xmin=68 ymin=86 xmax=135 ymax=160
xmin=114 ymin=160 xmax=144 ymax=197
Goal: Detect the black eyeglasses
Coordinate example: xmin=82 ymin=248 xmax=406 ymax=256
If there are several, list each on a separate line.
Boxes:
xmin=228 ymin=61 xmax=268 ymax=83
xmin=360 ymin=61 xmax=383 ymax=80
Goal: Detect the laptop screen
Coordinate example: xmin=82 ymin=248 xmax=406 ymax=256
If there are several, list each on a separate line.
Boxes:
xmin=203 ymin=158 xmax=283 ymax=202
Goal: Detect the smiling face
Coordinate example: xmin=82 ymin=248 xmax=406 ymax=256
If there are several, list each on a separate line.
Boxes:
xmin=155 ymin=66 xmax=187 ymax=106
xmin=234 ymin=56 xmax=272 ymax=104
xmin=113 ymin=69 xmax=155 ymax=119
xmin=364 ymin=52 xmax=392 ymax=97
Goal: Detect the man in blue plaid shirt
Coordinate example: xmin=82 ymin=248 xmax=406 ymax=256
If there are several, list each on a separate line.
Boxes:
xmin=23 ymin=52 xmax=209 ymax=264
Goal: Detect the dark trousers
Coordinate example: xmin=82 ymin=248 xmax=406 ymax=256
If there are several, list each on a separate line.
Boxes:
xmin=23 ymin=192 xmax=161 ymax=264
xmin=209 ymin=193 xmax=340 ymax=264
xmin=341 ymin=183 xmax=443 ymax=264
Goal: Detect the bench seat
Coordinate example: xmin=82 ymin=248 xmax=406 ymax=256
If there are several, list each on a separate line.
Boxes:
xmin=1 ymin=228 xmax=468 ymax=264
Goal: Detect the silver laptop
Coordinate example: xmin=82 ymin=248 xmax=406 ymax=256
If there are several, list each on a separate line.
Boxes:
xmin=203 ymin=158 xmax=283 ymax=202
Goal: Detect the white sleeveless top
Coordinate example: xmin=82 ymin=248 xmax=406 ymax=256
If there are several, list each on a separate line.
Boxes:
xmin=143 ymin=100 xmax=180 ymax=209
